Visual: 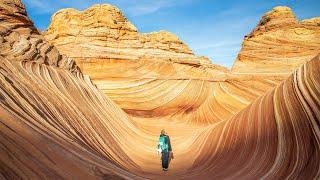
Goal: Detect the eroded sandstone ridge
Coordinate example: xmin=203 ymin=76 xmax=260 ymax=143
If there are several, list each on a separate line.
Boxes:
xmin=0 ymin=1 xmax=140 ymax=179
xmin=0 ymin=0 xmax=81 ymax=74
xmin=44 ymin=4 xmax=216 ymax=67
xmin=1 ymin=1 xmax=320 ymax=179
xmin=232 ymin=6 xmax=320 ymax=73
xmin=42 ymin=4 xmax=289 ymax=125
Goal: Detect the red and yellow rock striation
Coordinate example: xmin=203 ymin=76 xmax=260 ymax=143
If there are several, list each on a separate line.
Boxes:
xmin=44 ymin=4 xmax=303 ymax=126
xmin=1 ymin=0 xmax=320 ymax=179
xmin=186 ymin=55 xmax=320 ymax=179
xmin=0 ymin=1 xmax=142 ymax=179
xmin=232 ymin=6 xmax=320 ymax=73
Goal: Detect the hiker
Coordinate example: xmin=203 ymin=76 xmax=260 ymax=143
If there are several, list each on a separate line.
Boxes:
xmin=157 ymin=129 xmax=173 ymax=171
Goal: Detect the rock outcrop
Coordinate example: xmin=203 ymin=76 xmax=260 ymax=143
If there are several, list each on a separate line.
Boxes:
xmin=44 ymin=4 xmax=215 ymax=67
xmin=0 ymin=0 xmax=81 ymax=74
xmin=42 ymin=4 xmax=281 ymax=124
xmin=232 ymin=6 xmax=320 ymax=73
xmin=43 ymin=4 xmax=320 ymax=126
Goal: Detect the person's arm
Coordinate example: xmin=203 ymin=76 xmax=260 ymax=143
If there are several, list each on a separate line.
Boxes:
xmin=167 ymin=136 xmax=172 ymax=151
xmin=157 ymin=136 xmax=161 ymax=149
xmin=157 ymin=137 xmax=161 ymax=154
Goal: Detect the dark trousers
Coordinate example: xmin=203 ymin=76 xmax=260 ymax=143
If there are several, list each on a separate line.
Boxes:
xmin=161 ymin=151 xmax=169 ymax=169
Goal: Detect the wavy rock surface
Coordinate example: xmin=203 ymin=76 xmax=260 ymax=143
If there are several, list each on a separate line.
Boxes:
xmin=185 ymin=55 xmax=320 ymax=179
xmin=44 ymin=4 xmax=297 ymax=126
xmin=232 ymin=6 xmax=320 ymax=73
xmin=1 ymin=1 xmax=320 ymax=179
xmin=0 ymin=1 xmax=141 ymax=179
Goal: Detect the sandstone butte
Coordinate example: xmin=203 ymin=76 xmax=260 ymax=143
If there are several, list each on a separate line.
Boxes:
xmin=232 ymin=6 xmax=320 ymax=73
xmin=1 ymin=0 xmax=320 ymax=179
xmin=44 ymin=4 xmax=220 ymax=69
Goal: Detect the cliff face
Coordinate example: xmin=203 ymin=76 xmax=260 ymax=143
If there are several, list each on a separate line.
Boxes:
xmin=232 ymin=6 xmax=320 ymax=73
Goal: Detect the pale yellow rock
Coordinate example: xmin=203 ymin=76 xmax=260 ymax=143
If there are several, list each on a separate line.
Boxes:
xmin=301 ymin=17 xmax=320 ymax=26
xmin=232 ymin=6 xmax=320 ymax=73
xmin=44 ymin=4 xmax=202 ymax=64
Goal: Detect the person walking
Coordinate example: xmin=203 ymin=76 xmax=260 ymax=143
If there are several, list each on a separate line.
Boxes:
xmin=157 ymin=129 xmax=173 ymax=171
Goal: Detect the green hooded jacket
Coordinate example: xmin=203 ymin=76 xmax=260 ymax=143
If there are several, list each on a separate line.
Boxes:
xmin=158 ymin=134 xmax=172 ymax=152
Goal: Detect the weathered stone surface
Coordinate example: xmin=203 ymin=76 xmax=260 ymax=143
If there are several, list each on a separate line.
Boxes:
xmin=232 ymin=6 xmax=320 ymax=73
xmin=44 ymin=4 xmax=213 ymax=66
xmin=0 ymin=1 xmax=138 ymax=179
xmin=0 ymin=0 xmax=81 ymax=74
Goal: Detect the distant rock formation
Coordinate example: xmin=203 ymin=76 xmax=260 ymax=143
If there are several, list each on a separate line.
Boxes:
xmin=44 ymin=4 xmax=320 ymax=124
xmin=232 ymin=6 xmax=320 ymax=73
xmin=44 ymin=4 xmax=218 ymax=67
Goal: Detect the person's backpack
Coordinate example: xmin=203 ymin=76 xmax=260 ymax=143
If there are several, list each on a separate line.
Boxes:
xmin=158 ymin=135 xmax=168 ymax=152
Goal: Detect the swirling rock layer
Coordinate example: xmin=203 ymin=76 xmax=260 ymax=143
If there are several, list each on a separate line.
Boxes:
xmin=44 ymin=4 xmax=306 ymax=125
xmin=0 ymin=0 xmax=81 ymax=74
xmin=1 ymin=1 xmax=320 ymax=179
xmin=0 ymin=1 xmax=140 ymax=179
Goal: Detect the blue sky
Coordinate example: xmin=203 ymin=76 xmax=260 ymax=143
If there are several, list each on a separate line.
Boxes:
xmin=22 ymin=0 xmax=319 ymax=68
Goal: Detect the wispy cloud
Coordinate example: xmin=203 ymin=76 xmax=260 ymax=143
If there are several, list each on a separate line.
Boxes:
xmin=194 ymin=40 xmax=240 ymax=51
xmin=22 ymin=0 xmax=182 ymax=16
xmin=127 ymin=1 xmax=173 ymax=16
xmin=22 ymin=0 xmax=58 ymax=14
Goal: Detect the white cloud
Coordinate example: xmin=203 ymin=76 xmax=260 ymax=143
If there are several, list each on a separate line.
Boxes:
xmin=193 ymin=40 xmax=240 ymax=51
xmin=22 ymin=0 xmax=57 ymax=13
xmin=127 ymin=1 xmax=173 ymax=16
xmin=22 ymin=0 xmax=185 ymax=16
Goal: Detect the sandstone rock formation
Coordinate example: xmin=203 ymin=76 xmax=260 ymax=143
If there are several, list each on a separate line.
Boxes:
xmin=0 ymin=0 xmax=81 ymax=74
xmin=0 ymin=1 xmax=140 ymax=179
xmin=44 ymin=4 xmax=215 ymax=67
xmin=187 ymin=55 xmax=320 ymax=179
xmin=44 ymin=4 xmax=297 ymax=126
xmin=1 ymin=1 xmax=320 ymax=179
xmin=232 ymin=6 xmax=320 ymax=73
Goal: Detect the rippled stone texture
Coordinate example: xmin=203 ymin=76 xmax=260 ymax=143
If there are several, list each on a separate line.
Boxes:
xmin=0 ymin=0 xmax=81 ymax=74
xmin=44 ymin=4 xmax=299 ymax=125
xmin=232 ymin=6 xmax=320 ymax=73
xmin=1 ymin=1 xmax=320 ymax=179
xmin=0 ymin=1 xmax=139 ymax=179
